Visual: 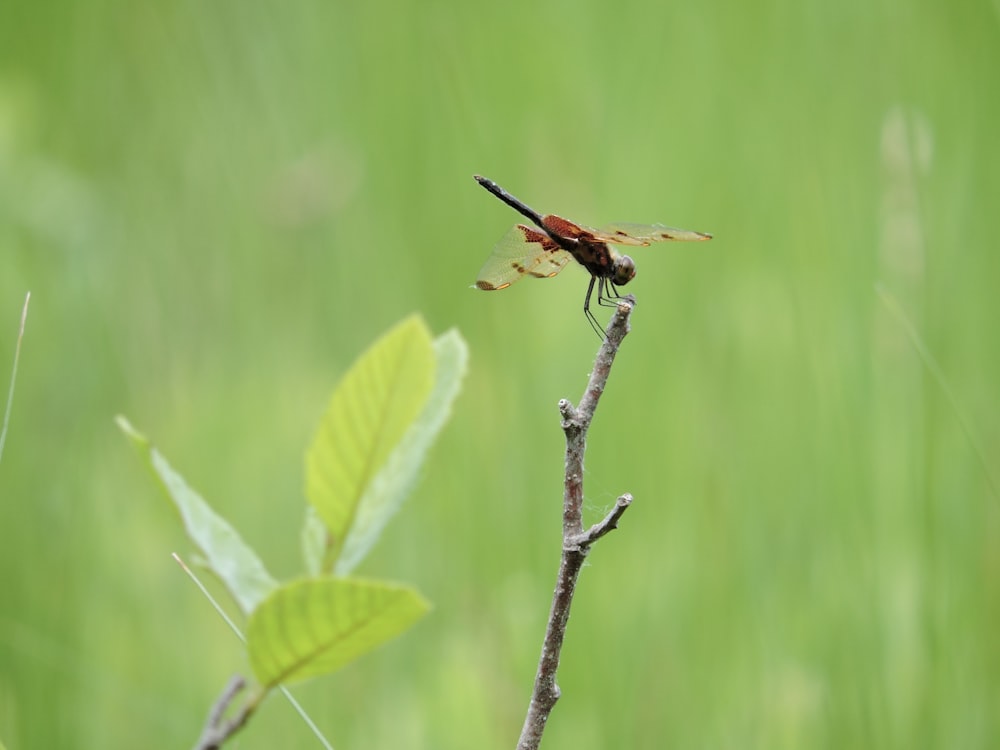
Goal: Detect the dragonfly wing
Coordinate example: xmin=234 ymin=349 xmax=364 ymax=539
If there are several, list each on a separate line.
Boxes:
xmin=593 ymin=222 xmax=713 ymax=245
xmin=475 ymin=224 xmax=572 ymax=290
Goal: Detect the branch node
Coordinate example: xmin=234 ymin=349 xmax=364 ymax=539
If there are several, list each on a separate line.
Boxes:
xmin=558 ymin=398 xmax=577 ymax=423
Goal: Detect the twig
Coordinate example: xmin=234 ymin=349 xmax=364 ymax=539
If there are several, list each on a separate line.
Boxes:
xmin=516 ymin=295 xmax=636 ymax=750
xmin=567 ymin=493 xmax=633 ymax=549
xmin=192 ymin=675 xmax=255 ymax=750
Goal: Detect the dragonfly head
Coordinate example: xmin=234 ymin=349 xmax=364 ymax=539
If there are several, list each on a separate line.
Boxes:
xmin=612 ymin=254 xmax=636 ymax=286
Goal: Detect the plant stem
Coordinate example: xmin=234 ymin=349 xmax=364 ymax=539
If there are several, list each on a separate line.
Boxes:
xmin=516 ymin=296 xmax=636 ymax=750
xmin=192 ymin=676 xmax=256 ymax=750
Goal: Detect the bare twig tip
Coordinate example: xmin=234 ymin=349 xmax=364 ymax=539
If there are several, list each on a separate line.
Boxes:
xmin=558 ymin=399 xmax=577 ymax=421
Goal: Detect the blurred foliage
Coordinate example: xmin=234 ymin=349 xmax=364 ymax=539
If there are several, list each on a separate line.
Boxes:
xmin=1 ymin=0 xmax=998 ymax=747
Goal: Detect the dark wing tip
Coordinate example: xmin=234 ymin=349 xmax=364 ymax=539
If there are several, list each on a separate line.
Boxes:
xmin=661 ymin=229 xmax=713 ymax=240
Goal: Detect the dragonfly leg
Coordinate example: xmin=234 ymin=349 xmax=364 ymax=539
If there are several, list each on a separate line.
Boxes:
xmin=583 ymin=275 xmax=605 ymax=338
xmin=597 ymin=280 xmax=624 ymax=308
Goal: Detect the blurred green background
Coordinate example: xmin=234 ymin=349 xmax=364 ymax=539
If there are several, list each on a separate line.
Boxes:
xmin=2 ymin=0 xmax=998 ymax=747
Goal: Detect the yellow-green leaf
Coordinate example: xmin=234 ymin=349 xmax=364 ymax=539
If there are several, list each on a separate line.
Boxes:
xmin=116 ymin=416 xmax=278 ymax=614
xmin=306 ymin=315 xmax=434 ymax=571
xmin=246 ymin=577 xmax=430 ymax=687
xmin=334 ymin=327 xmax=468 ymax=574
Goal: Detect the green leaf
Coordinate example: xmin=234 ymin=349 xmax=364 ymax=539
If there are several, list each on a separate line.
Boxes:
xmin=301 ymin=505 xmax=326 ymax=576
xmin=305 ymin=315 xmax=435 ymax=571
xmin=246 ymin=577 xmax=430 ymax=687
xmin=116 ymin=415 xmax=278 ymax=615
xmin=334 ymin=328 xmax=468 ymax=574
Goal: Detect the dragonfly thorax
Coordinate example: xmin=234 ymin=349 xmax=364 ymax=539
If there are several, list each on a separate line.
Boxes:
xmin=612 ymin=254 xmax=636 ymax=286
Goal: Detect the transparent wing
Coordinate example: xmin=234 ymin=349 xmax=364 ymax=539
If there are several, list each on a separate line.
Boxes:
xmin=591 ymin=222 xmax=713 ymax=246
xmin=474 ymin=224 xmax=572 ymax=291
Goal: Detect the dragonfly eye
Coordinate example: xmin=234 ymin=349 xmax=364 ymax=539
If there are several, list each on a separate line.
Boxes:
xmin=613 ymin=255 xmax=636 ymax=286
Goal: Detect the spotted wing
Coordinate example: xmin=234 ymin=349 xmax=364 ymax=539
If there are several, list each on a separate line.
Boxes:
xmin=474 ymin=224 xmax=573 ymax=291
xmin=590 ymin=222 xmax=713 ymax=246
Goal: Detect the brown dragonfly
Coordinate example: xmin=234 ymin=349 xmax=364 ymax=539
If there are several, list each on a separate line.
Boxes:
xmin=473 ymin=175 xmax=712 ymax=335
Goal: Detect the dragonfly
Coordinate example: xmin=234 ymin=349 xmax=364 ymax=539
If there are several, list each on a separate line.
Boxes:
xmin=473 ymin=175 xmax=712 ymax=335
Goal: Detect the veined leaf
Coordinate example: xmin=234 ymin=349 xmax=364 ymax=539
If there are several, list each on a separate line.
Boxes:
xmin=334 ymin=328 xmax=468 ymax=574
xmin=116 ymin=416 xmax=277 ymax=614
xmin=306 ymin=315 xmax=435 ymax=571
xmin=247 ymin=577 xmax=430 ymax=687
